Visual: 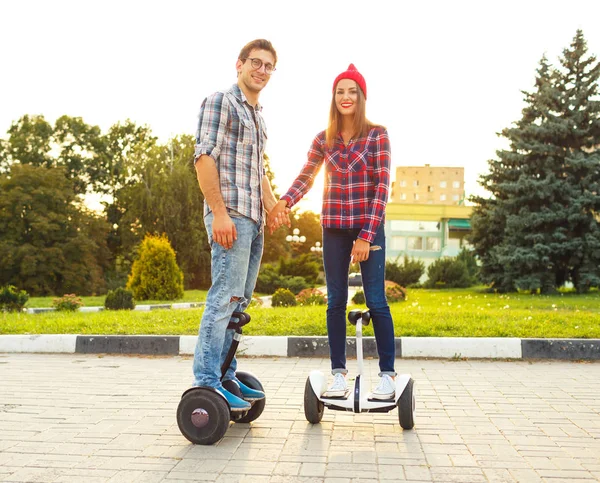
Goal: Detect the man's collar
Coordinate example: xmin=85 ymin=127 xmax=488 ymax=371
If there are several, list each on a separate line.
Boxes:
xmin=231 ymin=83 xmax=262 ymax=111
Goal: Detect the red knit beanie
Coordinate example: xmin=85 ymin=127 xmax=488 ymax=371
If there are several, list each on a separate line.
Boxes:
xmin=332 ymin=63 xmax=367 ymax=99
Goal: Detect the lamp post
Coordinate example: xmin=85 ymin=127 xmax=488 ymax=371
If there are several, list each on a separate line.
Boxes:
xmin=310 ymin=241 xmax=323 ymax=254
xmin=286 ymin=228 xmax=306 ymax=244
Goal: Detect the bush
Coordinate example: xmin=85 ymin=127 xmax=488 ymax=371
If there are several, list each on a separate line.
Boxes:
xmin=278 ymin=254 xmax=320 ymax=284
xmin=385 ymin=282 xmax=407 ymax=302
xmin=105 ymin=287 xmax=136 ymax=310
xmin=127 ymin=234 xmax=184 ymax=301
xmin=352 ymin=290 xmax=366 ymax=305
xmin=255 ymin=264 xmax=309 ymax=295
xmin=457 ymin=247 xmax=479 ymax=281
xmin=271 ymin=288 xmax=297 ymax=307
xmin=425 ymin=257 xmax=474 ymax=288
xmin=0 ymin=285 xmax=29 ymax=312
xmin=386 ymin=255 xmax=425 ymax=287
xmin=296 ymin=288 xmax=327 ymax=306
xmin=52 ymin=294 xmax=83 ymax=312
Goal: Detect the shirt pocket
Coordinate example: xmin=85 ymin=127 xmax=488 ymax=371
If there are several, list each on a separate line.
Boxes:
xmin=348 ymin=148 xmax=368 ymax=172
xmin=238 ymin=117 xmax=256 ymax=146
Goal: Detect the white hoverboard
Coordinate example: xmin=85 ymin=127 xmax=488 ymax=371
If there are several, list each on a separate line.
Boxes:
xmin=303 ymin=309 xmax=415 ymax=429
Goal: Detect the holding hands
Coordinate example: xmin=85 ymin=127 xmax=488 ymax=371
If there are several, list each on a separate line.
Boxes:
xmin=268 ymin=199 xmax=291 ymax=234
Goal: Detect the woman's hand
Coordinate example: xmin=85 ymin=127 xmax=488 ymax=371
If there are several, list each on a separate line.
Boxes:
xmin=267 ymin=199 xmax=291 ymax=234
xmin=351 ymin=238 xmax=371 ymax=264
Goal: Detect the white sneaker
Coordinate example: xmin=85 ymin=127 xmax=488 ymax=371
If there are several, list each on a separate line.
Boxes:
xmin=371 ymin=374 xmax=395 ymax=400
xmin=325 ymin=373 xmax=348 ymax=397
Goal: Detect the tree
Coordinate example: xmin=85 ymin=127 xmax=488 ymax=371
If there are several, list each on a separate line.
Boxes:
xmin=0 ymin=164 xmax=110 ymax=295
xmin=1 ymin=115 xmax=53 ymax=169
xmin=126 ymin=234 xmax=184 ymax=300
xmin=118 ymin=135 xmax=211 ymax=288
xmin=470 ymin=30 xmax=600 ymax=293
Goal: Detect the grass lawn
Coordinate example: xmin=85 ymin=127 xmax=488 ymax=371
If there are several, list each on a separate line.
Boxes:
xmin=25 ymin=290 xmax=209 ymax=308
xmin=1 ymin=287 xmax=599 ymax=338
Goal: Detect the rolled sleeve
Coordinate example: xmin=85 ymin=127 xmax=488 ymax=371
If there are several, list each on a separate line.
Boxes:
xmin=194 ymin=92 xmax=229 ymax=163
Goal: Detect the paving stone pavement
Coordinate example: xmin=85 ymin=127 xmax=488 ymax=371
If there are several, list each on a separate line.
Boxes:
xmin=0 ymin=353 xmax=599 ymax=483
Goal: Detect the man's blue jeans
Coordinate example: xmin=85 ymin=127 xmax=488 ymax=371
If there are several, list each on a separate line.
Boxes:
xmin=193 ymin=210 xmax=263 ymax=389
xmin=322 ymin=225 xmax=396 ymax=376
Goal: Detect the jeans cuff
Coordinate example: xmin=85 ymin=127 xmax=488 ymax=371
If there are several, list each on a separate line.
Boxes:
xmin=379 ymin=371 xmax=397 ymax=377
xmin=332 ymin=368 xmax=348 ymax=375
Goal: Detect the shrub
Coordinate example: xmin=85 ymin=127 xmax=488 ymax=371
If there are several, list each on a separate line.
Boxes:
xmin=249 ymin=296 xmax=264 ymax=308
xmin=352 ymin=290 xmax=366 ymax=305
xmin=278 ymin=254 xmax=320 ymax=284
xmin=385 ymin=282 xmax=407 ymax=302
xmin=457 ymin=247 xmax=479 ymax=280
xmin=296 ymin=288 xmax=327 ymax=306
xmin=127 ymin=234 xmax=184 ymax=301
xmin=52 ymin=294 xmax=83 ymax=312
xmin=425 ymin=257 xmax=474 ymax=288
xmin=271 ymin=288 xmax=297 ymax=307
xmin=386 ymin=255 xmax=425 ymax=287
xmin=105 ymin=287 xmax=136 ymax=310
xmin=255 ymin=264 xmax=309 ymax=295
xmin=0 ymin=285 xmax=29 ymax=312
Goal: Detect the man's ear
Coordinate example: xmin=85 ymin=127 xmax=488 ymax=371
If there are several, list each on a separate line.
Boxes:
xmin=235 ymin=59 xmax=243 ymax=74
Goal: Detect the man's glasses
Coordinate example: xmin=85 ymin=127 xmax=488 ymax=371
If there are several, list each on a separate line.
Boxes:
xmin=244 ymin=57 xmax=276 ymax=75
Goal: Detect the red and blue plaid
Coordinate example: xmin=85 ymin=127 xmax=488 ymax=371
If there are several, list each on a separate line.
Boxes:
xmin=282 ymin=127 xmax=391 ymax=244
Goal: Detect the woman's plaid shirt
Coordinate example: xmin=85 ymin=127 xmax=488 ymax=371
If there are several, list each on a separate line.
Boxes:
xmin=194 ymin=84 xmax=267 ymax=224
xmin=282 ymin=127 xmax=391 ymax=244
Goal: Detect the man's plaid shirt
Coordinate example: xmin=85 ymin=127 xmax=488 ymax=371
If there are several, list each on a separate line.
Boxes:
xmin=281 ymin=127 xmax=391 ymax=244
xmin=194 ymin=84 xmax=267 ymax=224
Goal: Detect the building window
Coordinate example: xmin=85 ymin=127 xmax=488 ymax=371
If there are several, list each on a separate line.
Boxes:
xmin=400 ymin=193 xmax=406 ymax=200
xmin=453 ymin=181 xmax=460 ymax=189
xmin=414 ymin=193 xmax=419 ymax=201
xmin=440 ymin=181 xmax=447 ymax=188
xmin=400 ymin=180 xmax=407 ymax=187
xmin=426 ymin=237 xmax=440 ymax=251
xmin=407 ymin=237 xmax=423 ymax=250
xmin=413 ymin=180 xmax=419 ymax=187
xmin=427 ymin=186 xmax=433 ymax=192
xmin=391 ymin=236 xmax=405 ymax=250
xmin=453 ymin=194 xmax=459 ymax=201
xmin=440 ymin=194 xmax=447 ymax=201
xmin=390 ymin=221 xmax=440 ymax=232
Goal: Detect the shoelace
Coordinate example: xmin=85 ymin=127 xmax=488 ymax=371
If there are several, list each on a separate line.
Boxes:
xmin=376 ymin=375 xmax=394 ymax=393
xmin=330 ymin=374 xmax=346 ymax=390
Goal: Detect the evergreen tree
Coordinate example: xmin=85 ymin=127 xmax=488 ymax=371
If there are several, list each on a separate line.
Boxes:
xmin=470 ymin=30 xmax=600 ymax=293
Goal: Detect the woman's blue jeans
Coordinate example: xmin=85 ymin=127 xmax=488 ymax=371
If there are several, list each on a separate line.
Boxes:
xmin=322 ymin=225 xmax=396 ymax=376
xmin=192 ymin=210 xmax=263 ymax=389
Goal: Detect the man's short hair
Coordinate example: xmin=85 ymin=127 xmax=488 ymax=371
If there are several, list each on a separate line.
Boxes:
xmin=238 ymin=39 xmax=277 ymax=67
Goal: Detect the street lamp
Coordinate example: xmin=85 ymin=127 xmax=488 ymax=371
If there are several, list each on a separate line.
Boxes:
xmin=286 ymin=228 xmax=306 ymax=244
xmin=310 ymin=241 xmax=323 ymax=254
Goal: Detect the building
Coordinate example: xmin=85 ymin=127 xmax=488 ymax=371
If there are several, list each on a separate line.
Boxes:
xmin=390 ymin=165 xmax=465 ymax=205
xmin=384 ymin=203 xmax=473 ymax=273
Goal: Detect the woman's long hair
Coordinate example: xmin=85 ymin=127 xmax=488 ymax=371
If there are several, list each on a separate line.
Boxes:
xmin=325 ymin=82 xmax=381 ymax=149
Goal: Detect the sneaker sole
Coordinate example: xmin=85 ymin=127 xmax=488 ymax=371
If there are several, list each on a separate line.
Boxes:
xmin=370 ymin=393 xmax=395 ymax=400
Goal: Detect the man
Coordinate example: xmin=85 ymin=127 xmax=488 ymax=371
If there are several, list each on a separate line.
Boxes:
xmin=192 ymin=39 xmax=287 ymax=411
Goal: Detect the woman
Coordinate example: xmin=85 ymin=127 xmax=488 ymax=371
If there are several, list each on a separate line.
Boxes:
xmin=269 ymin=64 xmax=396 ymax=399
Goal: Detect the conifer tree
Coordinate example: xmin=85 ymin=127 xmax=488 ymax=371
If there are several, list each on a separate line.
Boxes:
xmin=470 ymin=30 xmax=600 ymax=293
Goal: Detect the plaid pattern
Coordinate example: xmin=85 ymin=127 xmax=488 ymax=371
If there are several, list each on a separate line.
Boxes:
xmin=194 ymin=84 xmax=267 ymax=224
xmin=282 ymin=127 xmax=391 ymax=244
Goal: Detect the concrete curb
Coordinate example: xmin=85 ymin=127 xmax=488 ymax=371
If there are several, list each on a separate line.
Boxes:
xmin=1 ymin=335 xmax=599 ymax=360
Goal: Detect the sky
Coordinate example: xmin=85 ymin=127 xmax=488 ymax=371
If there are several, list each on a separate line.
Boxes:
xmin=2 ymin=0 xmax=600 ymax=213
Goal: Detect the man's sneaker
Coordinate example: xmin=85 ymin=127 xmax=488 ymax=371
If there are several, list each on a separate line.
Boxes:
xmin=223 ymin=378 xmax=265 ymax=402
xmin=216 ymin=387 xmax=251 ymax=412
xmin=371 ymin=374 xmax=395 ymax=400
xmin=325 ymin=373 xmax=348 ymax=397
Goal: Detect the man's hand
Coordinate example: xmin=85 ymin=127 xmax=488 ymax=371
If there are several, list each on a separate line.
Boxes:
xmin=351 ymin=238 xmax=371 ymax=264
xmin=267 ymin=199 xmax=291 ymax=234
xmin=212 ymin=212 xmax=237 ymax=249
